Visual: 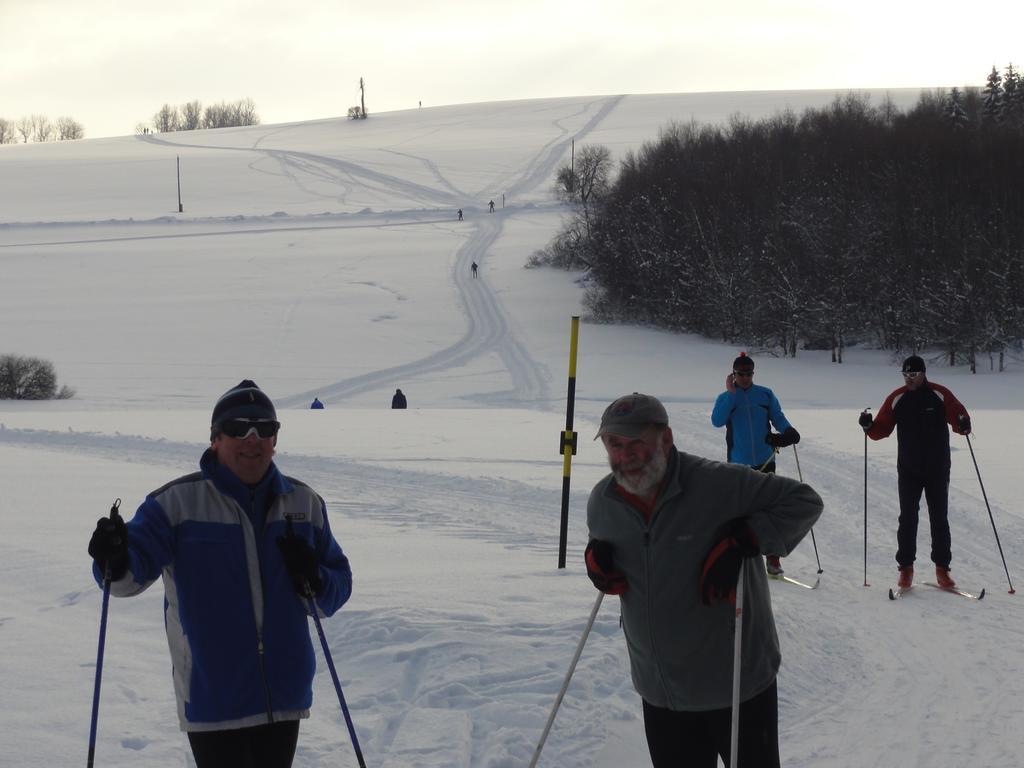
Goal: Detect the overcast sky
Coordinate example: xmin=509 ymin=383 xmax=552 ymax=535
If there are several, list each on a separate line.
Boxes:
xmin=2 ymin=0 xmax=1021 ymax=140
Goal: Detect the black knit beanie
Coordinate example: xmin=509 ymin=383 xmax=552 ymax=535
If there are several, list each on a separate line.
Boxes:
xmin=211 ymin=380 xmax=277 ymax=439
xmin=733 ymin=352 xmax=754 ymax=371
xmin=901 ymin=355 xmax=926 ymax=373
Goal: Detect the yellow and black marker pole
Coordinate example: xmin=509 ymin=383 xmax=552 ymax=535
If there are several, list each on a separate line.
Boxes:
xmin=558 ymin=316 xmax=580 ymax=569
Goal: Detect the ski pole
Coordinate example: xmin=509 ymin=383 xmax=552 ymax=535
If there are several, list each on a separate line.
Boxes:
xmin=964 ymin=434 xmax=1016 ymax=594
xmin=729 ymin=559 xmax=746 ymax=768
xmin=285 ymin=514 xmax=367 ymax=768
xmin=87 ymin=498 xmax=121 ymax=768
xmin=529 ymin=591 xmax=604 ymax=768
xmin=862 ymin=414 xmax=870 ymax=587
xmin=792 ymin=445 xmax=823 ymax=574
xmin=305 ymin=583 xmax=367 ymax=768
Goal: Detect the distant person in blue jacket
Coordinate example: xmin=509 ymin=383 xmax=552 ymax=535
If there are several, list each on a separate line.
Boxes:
xmin=310 ymin=397 xmax=324 ymax=409
xmin=711 ymin=353 xmax=800 ymax=576
xmin=88 ymin=380 xmax=353 ymax=768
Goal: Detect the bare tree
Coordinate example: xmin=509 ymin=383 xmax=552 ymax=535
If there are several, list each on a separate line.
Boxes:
xmin=153 ymin=103 xmax=180 ymax=133
xmin=55 ymin=116 xmax=84 ymax=140
xmin=233 ymin=97 xmax=260 ymax=126
xmin=203 ymin=102 xmax=229 ymax=129
xmin=16 ymin=116 xmax=32 ymax=142
xmin=31 ymin=114 xmax=54 ymax=142
xmin=0 ymin=118 xmax=16 ymax=144
xmin=180 ymin=100 xmax=203 ymax=130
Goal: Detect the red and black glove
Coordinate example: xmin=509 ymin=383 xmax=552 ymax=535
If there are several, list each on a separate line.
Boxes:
xmin=700 ymin=523 xmax=760 ymax=606
xmin=585 ymin=539 xmax=628 ymax=595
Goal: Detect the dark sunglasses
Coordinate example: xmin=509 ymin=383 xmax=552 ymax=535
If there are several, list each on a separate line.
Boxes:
xmin=733 ymin=370 xmax=754 ymax=377
xmin=220 ymin=419 xmax=280 ymax=439
xmin=902 ymin=371 xmax=923 ymax=379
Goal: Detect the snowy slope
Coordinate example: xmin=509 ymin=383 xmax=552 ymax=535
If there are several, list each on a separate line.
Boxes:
xmin=2 ymin=92 xmax=1023 ymax=768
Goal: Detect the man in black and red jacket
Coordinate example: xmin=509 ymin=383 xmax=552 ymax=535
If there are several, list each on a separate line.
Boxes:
xmin=859 ymin=355 xmax=971 ymax=590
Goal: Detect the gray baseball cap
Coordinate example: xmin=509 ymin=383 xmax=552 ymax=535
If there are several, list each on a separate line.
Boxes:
xmin=595 ymin=393 xmax=669 ymax=440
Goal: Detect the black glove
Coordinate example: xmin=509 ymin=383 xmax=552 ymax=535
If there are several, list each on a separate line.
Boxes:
xmin=700 ymin=523 xmax=760 ymax=606
xmin=585 ymin=539 xmax=627 ymax=595
xmin=766 ymin=426 xmax=800 ymax=448
xmin=957 ymin=413 xmax=971 ymax=436
xmin=858 ymin=410 xmax=873 ymax=431
xmin=277 ymin=531 xmax=322 ymax=597
xmin=88 ymin=515 xmax=129 ymax=580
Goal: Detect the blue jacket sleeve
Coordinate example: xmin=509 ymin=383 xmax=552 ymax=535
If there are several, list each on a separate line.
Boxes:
xmin=767 ymin=390 xmax=793 ymax=434
xmin=92 ymin=497 xmax=175 ymax=597
xmin=311 ymin=501 xmax=352 ymax=617
xmin=711 ymin=391 xmax=735 ymax=428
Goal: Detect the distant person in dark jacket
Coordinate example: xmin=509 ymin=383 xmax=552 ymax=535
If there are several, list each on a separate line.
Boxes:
xmin=711 ymin=353 xmax=800 ymax=576
xmin=586 ymin=393 xmax=822 ymax=768
xmin=471 ymin=261 xmax=478 ymax=278
xmin=457 ymin=208 xmax=463 ymax=221
xmin=310 ymin=397 xmax=324 ymax=409
xmin=859 ymin=355 xmax=971 ymax=590
xmin=87 ymin=380 xmax=352 ymax=768
xmin=392 ymin=388 xmax=407 ymax=409
xmin=488 ymin=200 xmax=495 ymax=213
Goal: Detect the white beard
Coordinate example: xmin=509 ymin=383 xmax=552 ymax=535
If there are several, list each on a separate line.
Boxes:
xmin=612 ymin=445 xmax=668 ymax=496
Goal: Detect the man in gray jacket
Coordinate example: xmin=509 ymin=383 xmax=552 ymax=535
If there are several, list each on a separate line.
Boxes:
xmin=585 ymin=393 xmax=822 ymax=768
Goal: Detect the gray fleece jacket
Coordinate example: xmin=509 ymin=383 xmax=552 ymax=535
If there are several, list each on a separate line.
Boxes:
xmin=586 ymin=446 xmax=823 ymax=710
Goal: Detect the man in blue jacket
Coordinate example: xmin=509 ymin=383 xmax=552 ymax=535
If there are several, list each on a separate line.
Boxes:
xmin=711 ymin=353 xmax=800 ymax=575
xmin=88 ymin=380 xmax=353 ymax=768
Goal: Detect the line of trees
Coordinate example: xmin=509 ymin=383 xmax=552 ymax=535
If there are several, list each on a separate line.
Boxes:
xmin=0 ymin=115 xmax=84 ymax=144
xmin=139 ymin=98 xmax=260 ymax=134
xmin=533 ymin=65 xmax=1024 ymax=371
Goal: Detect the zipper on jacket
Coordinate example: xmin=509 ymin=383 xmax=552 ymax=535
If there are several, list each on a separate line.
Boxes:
xmin=237 ymin=493 xmax=275 ymax=724
xmin=257 ymin=639 xmax=274 ymax=724
xmin=642 ymin=524 xmax=673 ymax=708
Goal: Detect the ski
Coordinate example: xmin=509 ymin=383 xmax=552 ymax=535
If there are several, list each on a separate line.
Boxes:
xmin=768 ymin=573 xmax=820 ymax=590
xmin=888 ymin=583 xmax=985 ymax=600
xmin=921 ymin=582 xmax=985 ymax=600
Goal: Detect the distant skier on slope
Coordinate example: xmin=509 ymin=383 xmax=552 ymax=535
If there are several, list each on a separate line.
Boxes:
xmin=310 ymin=396 xmax=324 ymax=409
xmin=585 ymin=392 xmax=822 ymax=768
xmin=471 ymin=261 xmax=478 ymax=278
xmin=711 ymin=353 xmax=801 ymax=576
xmin=87 ymin=380 xmax=352 ymax=768
xmin=859 ymin=355 xmax=971 ymax=591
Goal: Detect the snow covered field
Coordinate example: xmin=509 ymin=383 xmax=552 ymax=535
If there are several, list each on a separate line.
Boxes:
xmin=2 ymin=91 xmax=1023 ymax=767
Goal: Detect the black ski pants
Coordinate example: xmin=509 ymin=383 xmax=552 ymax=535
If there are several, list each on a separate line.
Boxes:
xmin=896 ymin=467 xmax=952 ymax=569
xmin=642 ymin=680 xmax=780 ymax=768
xmin=187 ymin=720 xmax=299 ymax=768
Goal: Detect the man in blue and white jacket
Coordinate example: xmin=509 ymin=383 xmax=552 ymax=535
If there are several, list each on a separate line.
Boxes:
xmin=88 ymin=380 xmax=353 ymax=768
xmin=711 ymin=353 xmax=800 ymax=575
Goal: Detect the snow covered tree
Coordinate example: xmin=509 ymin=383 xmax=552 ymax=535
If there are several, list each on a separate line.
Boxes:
xmin=947 ymin=88 xmax=969 ymax=129
xmin=1001 ymin=64 xmax=1022 ymax=124
xmin=982 ymin=66 xmax=1002 ymax=123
